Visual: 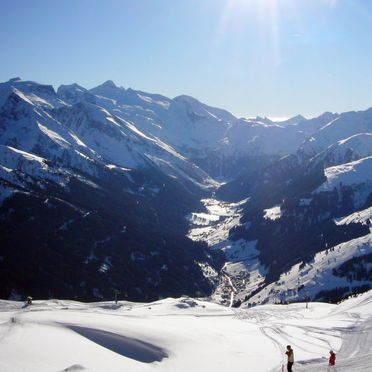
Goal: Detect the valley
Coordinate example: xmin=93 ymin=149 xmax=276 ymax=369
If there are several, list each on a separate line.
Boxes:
xmin=0 ymin=77 xmax=371 ymax=306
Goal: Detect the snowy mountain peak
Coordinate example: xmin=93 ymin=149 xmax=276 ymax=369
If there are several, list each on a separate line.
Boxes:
xmin=89 ymin=81 xmax=145 ymax=106
xmin=57 ymin=83 xmax=95 ymax=104
xmin=8 ymin=77 xmax=22 ymax=83
xmin=319 ymin=111 xmax=337 ymax=119
xmin=254 ymin=116 xmax=273 ymax=125
xmin=0 ymin=78 xmax=64 ymax=111
xmin=98 ymin=80 xmax=118 ymax=89
xmin=6 ymin=79 xmax=56 ymax=96
xmin=280 ymin=114 xmax=306 ymax=125
xmin=58 ymin=83 xmax=86 ymax=92
xmin=172 ymin=95 xmax=237 ymax=124
xmin=292 ymin=114 xmax=306 ymax=121
xmin=173 ymin=94 xmax=201 ymax=104
xmin=103 ymin=79 xmax=117 ymax=88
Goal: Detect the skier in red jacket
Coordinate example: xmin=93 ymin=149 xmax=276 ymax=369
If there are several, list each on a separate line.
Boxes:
xmin=329 ymin=350 xmax=336 ymax=366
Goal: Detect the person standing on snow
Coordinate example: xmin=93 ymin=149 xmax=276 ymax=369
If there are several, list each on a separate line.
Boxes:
xmin=327 ymin=350 xmax=337 ymax=370
xmin=329 ymin=350 xmax=336 ymax=366
xmin=285 ymin=345 xmax=294 ymax=372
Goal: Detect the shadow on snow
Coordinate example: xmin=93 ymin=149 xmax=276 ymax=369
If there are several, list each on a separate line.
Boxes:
xmin=65 ymin=325 xmax=168 ymax=363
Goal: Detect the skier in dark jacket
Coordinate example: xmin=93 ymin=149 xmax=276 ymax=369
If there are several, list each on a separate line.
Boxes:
xmin=285 ymin=345 xmax=294 ymax=372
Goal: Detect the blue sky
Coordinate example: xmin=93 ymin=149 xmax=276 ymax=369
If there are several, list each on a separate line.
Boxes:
xmin=0 ymin=0 xmax=371 ymax=119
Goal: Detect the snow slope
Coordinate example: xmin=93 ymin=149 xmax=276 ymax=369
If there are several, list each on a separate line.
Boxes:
xmin=314 ymin=156 xmax=372 ymax=208
xmin=225 ymin=118 xmax=308 ymax=156
xmin=301 ymin=108 xmax=372 ymax=156
xmin=310 ymin=133 xmax=372 ymax=168
xmin=335 ymin=206 xmax=372 ymax=230
xmin=0 ymin=78 xmax=217 ymax=194
xmin=1 ymin=292 xmax=372 ymax=371
xmin=244 ymin=227 xmax=372 ymax=307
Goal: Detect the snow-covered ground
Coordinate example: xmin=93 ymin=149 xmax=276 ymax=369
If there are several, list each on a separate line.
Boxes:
xmin=335 ymin=206 xmax=372 ymax=232
xmin=263 ymin=205 xmax=282 ymax=221
xmin=314 ymin=156 xmax=372 ymax=208
xmin=245 ymin=232 xmax=372 ymax=307
xmin=187 ymin=198 xmax=247 ymax=245
xmin=1 ymin=292 xmax=372 ymax=372
xmin=240 ymin=207 xmax=371 ymax=307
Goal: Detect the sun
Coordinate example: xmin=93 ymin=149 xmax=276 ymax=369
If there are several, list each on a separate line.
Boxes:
xmin=215 ymin=0 xmax=282 ymax=71
xmin=218 ymin=0 xmax=280 ymax=36
xmin=221 ymin=0 xmax=279 ymax=25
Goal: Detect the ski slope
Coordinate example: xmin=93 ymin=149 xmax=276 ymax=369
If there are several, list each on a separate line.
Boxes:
xmin=1 ymin=292 xmax=372 ymax=372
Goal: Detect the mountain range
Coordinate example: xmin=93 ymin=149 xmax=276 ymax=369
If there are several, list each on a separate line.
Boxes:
xmin=0 ymin=77 xmax=371 ymax=305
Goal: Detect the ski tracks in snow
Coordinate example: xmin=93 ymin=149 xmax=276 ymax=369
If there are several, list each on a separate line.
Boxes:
xmin=234 ymin=307 xmax=372 ymax=372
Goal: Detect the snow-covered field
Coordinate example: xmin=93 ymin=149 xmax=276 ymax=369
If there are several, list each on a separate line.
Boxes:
xmin=1 ymin=292 xmax=372 ymax=372
xmin=187 ymin=198 xmax=247 ymax=245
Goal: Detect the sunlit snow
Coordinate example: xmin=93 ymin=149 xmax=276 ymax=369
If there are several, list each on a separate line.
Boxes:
xmin=1 ymin=292 xmax=372 ymax=371
xmin=263 ymin=205 xmax=282 ymax=221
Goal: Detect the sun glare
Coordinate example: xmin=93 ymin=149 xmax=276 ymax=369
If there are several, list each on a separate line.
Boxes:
xmin=218 ymin=0 xmax=279 ymax=36
xmin=226 ymin=0 xmax=278 ymax=9
xmin=216 ymin=0 xmax=281 ymax=66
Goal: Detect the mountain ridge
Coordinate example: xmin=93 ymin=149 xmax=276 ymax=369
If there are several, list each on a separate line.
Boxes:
xmin=0 ymin=77 xmax=371 ymax=305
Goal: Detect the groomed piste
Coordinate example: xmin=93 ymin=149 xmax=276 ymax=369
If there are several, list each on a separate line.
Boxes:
xmin=1 ymin=292 xmax=372 ymax=372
